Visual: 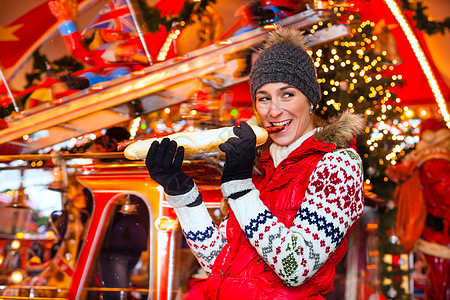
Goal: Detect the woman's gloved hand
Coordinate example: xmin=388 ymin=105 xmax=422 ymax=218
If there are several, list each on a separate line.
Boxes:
xmin=219 ymin=122 xmax=256 ymax=184
xmin=146 ymin=138 xmax=199 ymax=207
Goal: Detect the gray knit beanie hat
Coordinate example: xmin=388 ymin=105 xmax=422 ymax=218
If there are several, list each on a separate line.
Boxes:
xmin=250 ymin=27 xmax=321 ymax=107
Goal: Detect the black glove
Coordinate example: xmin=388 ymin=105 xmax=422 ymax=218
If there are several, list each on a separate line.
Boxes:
xmin=145 ymin=138 xmax=194 ymax=196
xmin=219 ymin=122 xmax=256 ymax=184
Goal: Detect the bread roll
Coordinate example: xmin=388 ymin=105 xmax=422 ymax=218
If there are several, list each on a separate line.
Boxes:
xmin=123 ymin=125 xmax=269 ymax=160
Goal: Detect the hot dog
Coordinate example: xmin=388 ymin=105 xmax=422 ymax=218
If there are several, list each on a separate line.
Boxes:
xmin=264 ymin=125 xmax=285 ymax=134
xmin=120 ymin=125 xmax=284 ymax=160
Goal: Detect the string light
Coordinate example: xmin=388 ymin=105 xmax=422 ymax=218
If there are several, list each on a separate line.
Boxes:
xmin=384 ymin=0 xmax=450 ymax=127
xmin=129 ymin=117 xmax=141 ymax=139
xmin=156 ymin=26 xmax=182 ymax=61
xmin=312 ymin=19 xmax=419 ymax=167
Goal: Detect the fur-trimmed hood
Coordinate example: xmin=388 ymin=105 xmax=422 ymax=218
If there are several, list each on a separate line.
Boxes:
xmin=314 ymin=110 xmax=366 ymax=147
xmin=257 ymin=110 xmax=365 ymax=168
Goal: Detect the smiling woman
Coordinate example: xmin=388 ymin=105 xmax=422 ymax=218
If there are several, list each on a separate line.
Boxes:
xmin=254 ymin=82 xmax=315 ymax=146
xmin=143 ymin=27 xmax=366 ymax=299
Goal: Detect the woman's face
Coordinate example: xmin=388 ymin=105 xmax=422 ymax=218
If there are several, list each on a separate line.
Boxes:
xmin=255 ymin=82 xmax=315 ymax=146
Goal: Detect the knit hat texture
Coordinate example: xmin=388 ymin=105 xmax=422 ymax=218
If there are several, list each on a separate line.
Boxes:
xmin=250 ymin=27 xmax=321 ymax=106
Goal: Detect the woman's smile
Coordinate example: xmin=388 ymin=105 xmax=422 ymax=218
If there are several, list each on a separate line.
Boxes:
xmin=270 ymin=120 xmax=292 ymax=133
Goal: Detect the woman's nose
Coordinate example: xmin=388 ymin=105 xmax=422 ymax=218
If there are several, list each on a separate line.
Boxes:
xmin=269 ymin=100 xmax=282 ymax=117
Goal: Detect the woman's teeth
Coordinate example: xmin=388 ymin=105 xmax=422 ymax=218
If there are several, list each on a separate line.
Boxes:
xmin=271 ymin=120 xmax=291 ymax=126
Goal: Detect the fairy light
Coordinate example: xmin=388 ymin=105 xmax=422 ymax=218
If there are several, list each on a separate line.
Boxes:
xmin=313 ymin=20 xmax=418 ymax=167
xmin=129 ymin=117 xmax=141 ymax=139
xmin=263 ymin=24 xmax=278 ymax=30
xmin=10 ymin=270 xmax=24 ymax=284
xmin=405 ymin=109 xmax=414 ymax=118
xmin=419 ymin=108 xmax=429 ymax=117
xmin=384 ymin=0 xmax=449 ymax=126
xmin=156 ymin=27 xmax=182 ymax=61
xmin=11 ymin=240 xmax=20 ymax=250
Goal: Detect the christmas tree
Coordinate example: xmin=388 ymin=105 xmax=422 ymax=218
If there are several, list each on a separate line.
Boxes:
xmin=308 ymin=14 xmax=418 ymax=299
xmin=309 ymin=17 xmax=415 ymax=199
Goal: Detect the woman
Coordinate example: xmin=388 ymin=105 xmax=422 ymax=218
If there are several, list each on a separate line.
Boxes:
xmin=146 ymin=27 xmax=365 ymax=299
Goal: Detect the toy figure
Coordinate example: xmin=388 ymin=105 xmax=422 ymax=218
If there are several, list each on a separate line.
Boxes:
xmin=234 ymin=0 xmax=299 ymax=35
xmin=232 ymin=1 xmax=300 ymax=77
xmin=1 ymin=175 xmax=86 ymax=298
xmin=48 ymin=0 xmax=175 ymax=89
xmin=386 ymin=118 xmax=450 ymax=300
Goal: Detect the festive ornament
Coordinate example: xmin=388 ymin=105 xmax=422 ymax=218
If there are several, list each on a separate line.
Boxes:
xmin=389 ymin=234 xmax=400 ymax=245
xmin=387 ymin=285 xmax=397 ymax=298
xmin=386 ymin=200 xmax=396 ymax=210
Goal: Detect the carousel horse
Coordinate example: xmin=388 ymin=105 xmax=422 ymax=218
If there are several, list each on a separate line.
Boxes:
xmin=2 ymin=194 xmax=87 ymax=297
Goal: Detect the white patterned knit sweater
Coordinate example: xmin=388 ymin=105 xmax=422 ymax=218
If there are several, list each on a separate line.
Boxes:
xmin=171 ymin=138 xmax=364 ymax=287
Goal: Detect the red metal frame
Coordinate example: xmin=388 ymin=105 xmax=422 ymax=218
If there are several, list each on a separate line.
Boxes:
xmin=66 ymin=164 xmax=222 ymax=299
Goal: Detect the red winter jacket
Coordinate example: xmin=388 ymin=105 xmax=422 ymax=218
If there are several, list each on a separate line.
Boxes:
xmin=204 ymin=136 xmax=351 ymax=299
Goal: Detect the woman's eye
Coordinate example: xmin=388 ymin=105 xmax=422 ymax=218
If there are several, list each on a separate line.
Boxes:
xmin=282 ymin=92 xmax=294 ymax=99
xmin=257 ymin=96 xmax=270 ymax=103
